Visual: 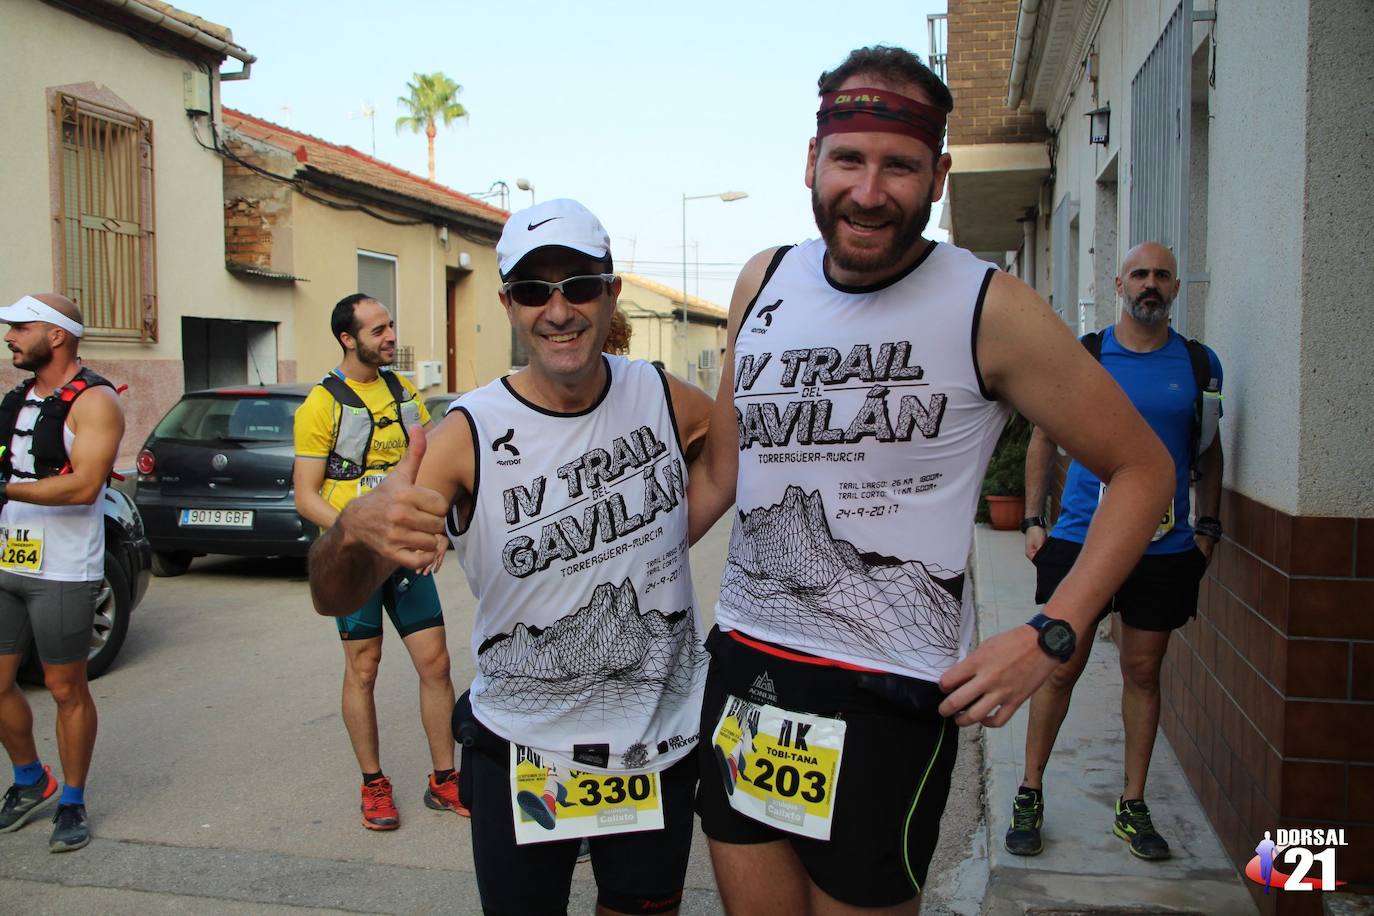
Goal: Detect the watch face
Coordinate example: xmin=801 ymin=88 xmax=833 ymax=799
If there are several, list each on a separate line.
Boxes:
xmin=1042 ymin=622 xmax=1074 ymax=656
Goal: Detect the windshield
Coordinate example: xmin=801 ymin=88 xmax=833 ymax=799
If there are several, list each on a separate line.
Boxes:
xmin=152 ymin=394 xmax=303 ymax=444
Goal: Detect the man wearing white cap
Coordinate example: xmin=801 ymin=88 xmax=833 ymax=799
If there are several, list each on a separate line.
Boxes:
xmin=0 ymin=293 xmax=124 ymax=853
xmin=309 ymin=200 xmax=715 ymax=915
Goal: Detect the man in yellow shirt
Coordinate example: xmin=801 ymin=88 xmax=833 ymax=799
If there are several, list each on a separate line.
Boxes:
xmin=293 ymin=293 xmax=462 ymax=830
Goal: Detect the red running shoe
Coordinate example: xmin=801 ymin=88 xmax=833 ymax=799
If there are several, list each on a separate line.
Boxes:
xmin=424 ymin=770 xmax=470 ymax=817
xmin=361 ymin=776 xmax=400 ymax=831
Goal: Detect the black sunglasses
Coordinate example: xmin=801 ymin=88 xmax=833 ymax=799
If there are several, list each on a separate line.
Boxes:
xmin=502 ymin=273 xmax=615 ymax=308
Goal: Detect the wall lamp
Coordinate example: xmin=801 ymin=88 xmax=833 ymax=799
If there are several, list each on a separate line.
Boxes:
xmin=1086 ymin=105 xmax=1111 ymax=146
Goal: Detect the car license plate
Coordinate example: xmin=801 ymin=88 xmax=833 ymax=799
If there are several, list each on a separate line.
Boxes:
xmin=178 ymin=508 xmax=254 ymax=528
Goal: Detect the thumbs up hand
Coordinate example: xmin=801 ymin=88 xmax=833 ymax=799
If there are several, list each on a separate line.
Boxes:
xmin=335 ymin=425 xmax=449 ymax=573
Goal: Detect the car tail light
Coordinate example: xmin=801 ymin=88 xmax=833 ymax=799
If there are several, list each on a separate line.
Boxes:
xmin=136 ymin=449 xmax=156 ymax=478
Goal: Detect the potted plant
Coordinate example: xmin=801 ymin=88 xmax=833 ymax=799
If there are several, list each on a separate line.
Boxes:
xmin=981 ymin=413 xmax=1031 ymax=531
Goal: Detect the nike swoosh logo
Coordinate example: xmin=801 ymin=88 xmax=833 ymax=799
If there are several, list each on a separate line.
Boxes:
xmin=527 ymin=217 xmax=561 ymax=230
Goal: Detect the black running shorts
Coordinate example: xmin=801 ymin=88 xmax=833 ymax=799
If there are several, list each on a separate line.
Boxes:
xmin=1033 ymin=536 xmax=1207 ymax=631
xmin=695 ymin=627 xmax=959 ymax=908
xmin=455 ymin=696 xmax=698 ymax=916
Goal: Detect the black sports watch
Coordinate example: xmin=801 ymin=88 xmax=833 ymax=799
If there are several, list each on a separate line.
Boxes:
xmin=1027 ymin=613 xmax=1076 ymax=663
xmin=0 ymin=480 xmax=7 ymax=505
xmin=1194 ymin=516 xmax=1223 ymax=540
xmin=1019 ymin=515 xmax=1047 ymax=534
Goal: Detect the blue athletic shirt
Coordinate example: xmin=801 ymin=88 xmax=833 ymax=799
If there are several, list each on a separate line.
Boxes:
xmin=1051 ymin=326 xmax=1222 ymax=555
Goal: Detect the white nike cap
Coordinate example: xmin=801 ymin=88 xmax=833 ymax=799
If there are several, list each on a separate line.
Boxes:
xmin=497 ymin=198 xmax=611 ymax=277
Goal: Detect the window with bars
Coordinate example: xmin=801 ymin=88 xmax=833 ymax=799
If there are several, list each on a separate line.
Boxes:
xmin=1129 ymin=1 xmax=1194 ymax=330
xmin=391 ymin=344 xmax=415 ymax=372
xmin=54 ymin=93 xmax=157 ymax=341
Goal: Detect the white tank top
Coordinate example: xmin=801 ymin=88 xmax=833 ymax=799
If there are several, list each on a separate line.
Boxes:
xmin=451 ymin=355 xmax=707 ymax=772
xmin=1 ymin=398 xmax=104 ymax=582
xmin=720 ymin=239 xmax=1008 ymax=682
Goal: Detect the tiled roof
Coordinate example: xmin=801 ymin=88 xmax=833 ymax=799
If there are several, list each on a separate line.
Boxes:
xmin=137 ymin=0 xmax=248 ymax=54
xmin=223 ymin=108 xmax=508 ymax=230
xmin=226 ymin=262 xmax=306 ymax=282
xmin=620 ymin=273 xmax=728 ymax=320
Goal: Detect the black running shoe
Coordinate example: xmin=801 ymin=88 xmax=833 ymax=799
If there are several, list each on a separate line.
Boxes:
xmin=1004 ymin=787 xmax=1044 ymax=856
xmin=49 ymin=803 xmax=91 ymax=853
xmin=0 ymin=767 xmax=58 ymax=833
xmin=1113 ymin=797 xmax=1170 ymax=860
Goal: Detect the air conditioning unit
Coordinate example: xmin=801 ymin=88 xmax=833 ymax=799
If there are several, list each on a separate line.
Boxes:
xmin=698 ymin=348 xmax=718 ymax=370
xmin=418 ymin=360 xmax=443 ymax=389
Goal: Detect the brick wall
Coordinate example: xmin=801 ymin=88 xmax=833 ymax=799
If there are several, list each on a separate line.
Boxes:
xmin=947 ymin=0 xmax=1049 ymax=145
xmin=224 ymin=196 xmax=272 ymax=269
xmin=222 ymin=139 xmax=292 ymax=272
xmin=1161 ymin=490 xmax=1373 ymax=913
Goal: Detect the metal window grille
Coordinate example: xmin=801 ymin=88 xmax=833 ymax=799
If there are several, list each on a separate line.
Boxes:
xmin=54 ymin=94 xmax=157 ymax=341
xmin=927 ymin=14 xmax=948 ymax=81
xmin=391 ymin=344 xmax=415 ymax=372
xmin=1129 ymin=0 xmax=1193 ymax=328
xmin=1051 ymin=195 xmax=1079 ymax=321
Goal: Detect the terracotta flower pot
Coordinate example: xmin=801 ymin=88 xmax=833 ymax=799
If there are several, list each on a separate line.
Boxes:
xmin=985 ymin=495 xmax=1026 ymax=531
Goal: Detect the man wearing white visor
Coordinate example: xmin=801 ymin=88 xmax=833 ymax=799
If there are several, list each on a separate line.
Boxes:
xmin=0 ymin=293 xmax=124 ymax=853
xmin=309 ymin=200 xmax=716 ymax=915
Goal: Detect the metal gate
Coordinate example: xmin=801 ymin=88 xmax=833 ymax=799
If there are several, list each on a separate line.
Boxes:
xmin=1129 ymin=1 xmax=1194 ymax=328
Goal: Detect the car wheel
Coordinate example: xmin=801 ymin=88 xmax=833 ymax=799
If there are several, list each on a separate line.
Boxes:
xmin=18 ymin=550 xmax=132 ymax=684
xmin=86 ymin=549 xmax=132 ymax=679
xmin=151 ymin=550 xmax=193 ymax=577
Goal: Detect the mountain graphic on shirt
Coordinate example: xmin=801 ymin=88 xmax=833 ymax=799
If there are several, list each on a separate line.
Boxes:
xmin=477 ymin=579 xmax=707 ymax=723
xmin=723 ymin=485 xmax=964 ymax=670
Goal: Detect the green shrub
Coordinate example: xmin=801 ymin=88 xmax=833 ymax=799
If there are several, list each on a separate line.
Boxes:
xmin=977 ymin=412 xmax=1031 ymax=520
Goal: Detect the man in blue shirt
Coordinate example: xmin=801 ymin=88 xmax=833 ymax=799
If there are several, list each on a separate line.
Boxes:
xmin=1006 ymin=242 xmax=1224 ymax=861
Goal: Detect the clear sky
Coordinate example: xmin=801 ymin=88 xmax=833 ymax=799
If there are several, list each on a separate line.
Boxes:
xmin=194 ymin=0 xmax=949 ymax=307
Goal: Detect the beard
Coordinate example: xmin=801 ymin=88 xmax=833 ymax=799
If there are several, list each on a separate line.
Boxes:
xmin=11 ymin=339 xmax=53 ymax=372
xmin=1125 ymin=289 xmax=1173 ymax=326
xmin=812 ymin=183 xmax=933 ymax=277
xmin=355 ymin=338 xmax=393 ymax=369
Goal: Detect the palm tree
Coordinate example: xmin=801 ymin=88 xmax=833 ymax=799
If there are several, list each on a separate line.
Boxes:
xmin=395 ymin=72 xmax=468 ymax=182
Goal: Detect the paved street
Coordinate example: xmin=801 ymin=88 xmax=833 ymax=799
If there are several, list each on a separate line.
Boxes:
xmin=0 ymin=514 xmax=985 ymax=914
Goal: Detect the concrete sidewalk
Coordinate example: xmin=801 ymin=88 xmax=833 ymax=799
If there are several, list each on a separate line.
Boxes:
xmin=971 ymin=526 xmax=1257 ymax=915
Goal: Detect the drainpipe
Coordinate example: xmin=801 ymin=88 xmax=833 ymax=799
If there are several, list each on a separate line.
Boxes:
xmin=95 ymin=0 xmax=256 ymax=80
xmin=1006 ymin=0 xmax=1041 ymax=109
xmin=1018 ymin=211 xmax=1038 ymax=290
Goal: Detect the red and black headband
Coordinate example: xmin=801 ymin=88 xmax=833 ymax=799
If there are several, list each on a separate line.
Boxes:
xmin=816 ymin=88 xmax=947 ymax=155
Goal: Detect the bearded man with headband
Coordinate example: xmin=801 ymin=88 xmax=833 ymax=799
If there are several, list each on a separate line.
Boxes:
xmin=687 ymin=46 xmax=1175 ymax=912
xmin=0 ymin=293 xmax=125 ymax=853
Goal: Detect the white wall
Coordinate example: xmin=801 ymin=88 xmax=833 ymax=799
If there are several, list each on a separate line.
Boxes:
xmin=1203 ymin=0 xmax=1309 ymax=514
xmin=1295 ymin=0 xmax=1374 ymax=516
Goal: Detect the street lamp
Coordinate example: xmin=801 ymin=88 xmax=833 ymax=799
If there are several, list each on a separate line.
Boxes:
xmin=682 ymin=190 xmax=748 ymax=379
xmin=516 ymin=178 xmax=536 ymax=205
